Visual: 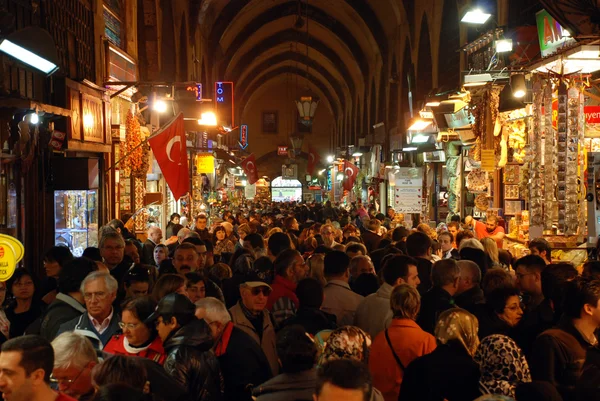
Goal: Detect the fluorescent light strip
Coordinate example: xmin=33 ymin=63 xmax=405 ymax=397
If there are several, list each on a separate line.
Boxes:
xmin=0 ymin=40 xmax=57 ymax=74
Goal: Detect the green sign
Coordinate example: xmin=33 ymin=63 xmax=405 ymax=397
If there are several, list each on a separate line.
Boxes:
xmin=536 ymin=9 xmax=576 ymax=57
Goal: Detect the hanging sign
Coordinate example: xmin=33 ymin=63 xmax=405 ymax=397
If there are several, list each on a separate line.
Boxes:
xmin=245 ymin=183 xmax=256 ymax=199
xmin=392 ymin=168 xmax=423 ymax=214
xmin=186 ymin=83 xmax=203 ymax=101
xmin=239 ymin=125 xmax=248 ymax=149
xmin=277 ymin=146 xmax=288 ymax=156
xmin=481 ymin=149 xmax=495 ymax=172
xmin=536 ymin=9 xmax=576 ymax=57
xmin=196 ymin=154 xmax=215 ymax=174
xmin=0 ymin=234 xmax=24 ymax=281
xmin=214 ymin=81 xmax=234 ymax=127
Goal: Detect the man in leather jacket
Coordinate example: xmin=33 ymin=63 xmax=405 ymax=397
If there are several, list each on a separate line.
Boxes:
xmin=147 ymin=293 xmax=223 ymax=401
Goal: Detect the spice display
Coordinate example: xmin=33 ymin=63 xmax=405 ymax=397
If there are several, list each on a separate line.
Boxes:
xmin=121 ymin=110 xmax=150 ymax=179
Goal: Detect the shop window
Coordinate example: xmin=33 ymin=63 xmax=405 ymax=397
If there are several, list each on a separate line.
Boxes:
xmin=103 ymin=0 xmax=124 ymax=49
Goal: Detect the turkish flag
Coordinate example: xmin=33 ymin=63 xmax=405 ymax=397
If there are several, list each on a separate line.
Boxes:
xmin=307 ymin=144 xmax=320 ymax=176
xmin=148 ymin=113 xmax=189 ymax=201
xmin=343 ymin=160 xmax=359 ymax=191
xmin=240 ymin=153 xmax=259 ymax=185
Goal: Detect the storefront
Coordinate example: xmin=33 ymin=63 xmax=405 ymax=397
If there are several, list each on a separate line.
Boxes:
xmin=271 ymin=176 xmax=303 ymax=202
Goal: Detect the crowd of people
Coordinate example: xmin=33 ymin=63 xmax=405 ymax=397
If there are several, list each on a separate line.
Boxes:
xmin=0 ymin=199 xmax=599 ymax=401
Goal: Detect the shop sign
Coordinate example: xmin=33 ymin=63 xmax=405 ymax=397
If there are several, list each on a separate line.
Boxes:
xmin=186 ymin=83 xmax=202 ymax=101
xmin=536 ymin=9 xmax=576 ymax=57
xmin=0 ymin=234 xmax=24 ymax=281
xmin=245 ymin=183 xmax=256 ymax=199
xmin=547 ymin=103 xmax=600 ymax=129
xmin=392 ymin=168 xmax=423 ymax=214
xmin=277 ymin=146 xmax=288 ymax=156
xmin=196 ymin=154 xmax=215 ymax=174
xmin=481 ymin=149 xmax=496 ymax=172
xmin=214 ymin=81 xmax=234 ymax=127
xmin=239 ymin=125 xmax=248 ymax=149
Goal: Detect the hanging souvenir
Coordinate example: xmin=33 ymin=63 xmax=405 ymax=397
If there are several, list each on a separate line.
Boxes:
xmin=529 ymin=81 xmax=543 ymax=227
xmin=564 ymin=86 xmax=579 ymax=235
xmin=543 ymin=82 xmax=555 ymax=231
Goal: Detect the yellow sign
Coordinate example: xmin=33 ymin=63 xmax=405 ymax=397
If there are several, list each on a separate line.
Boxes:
xmin=0 ymin=234 xmax=24 ymax=281
xmin=481 ymin=149 xmax=495 ymax=172
xmin=196 ymin=154 xmax=215 ymax=174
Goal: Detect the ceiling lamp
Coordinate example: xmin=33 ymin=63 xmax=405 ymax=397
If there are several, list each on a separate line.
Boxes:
xmin=461 ymin=9 xmax=491 ymax=24
xmin=463 ymin=73 xmax=493 ymax=87
xmin=510 ymin=74 xmax=527 ymax=98
xmin=499 ymin=84 xmax=525 ymax=113
xmin=0 ymin=26 xmax=60 ymax=75
xmin=295 ymin=96 xmax=319 ymax=127
xmin=495 ymin=39 xmax=513 ymax=53
xmin=408 ymin=119 xmax=432 ymax=131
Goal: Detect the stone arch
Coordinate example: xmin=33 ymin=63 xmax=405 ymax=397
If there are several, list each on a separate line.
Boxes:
xmin=389 ymin=56 xmax=399 ymax=129
xmin=401 ymin=42 xmax=415 ymax=131
xmin=438 ymin=0 xmax=460 ymax=90
xmin=160 ymin=1 xmax=176 ymax=81
xmin=416 ymin=15 xmax=433 ymax=108
xmin=178 ymin=14 xmax=188 ymax=81
xmin=369 ymin=78 xmax=377 ymax=128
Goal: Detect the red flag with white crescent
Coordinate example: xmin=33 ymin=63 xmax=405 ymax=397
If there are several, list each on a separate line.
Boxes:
xmin=307 ymin=144 xmax=320 ymax=176
xmin=240 ymin=153 xmax=259 ymax=185
xmin=148 ymin=113 xmax=189 ymax=201
xmin=343 ymin=160 xmax=359 ymax=191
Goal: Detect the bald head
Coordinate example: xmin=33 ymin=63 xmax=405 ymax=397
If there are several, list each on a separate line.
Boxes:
xmin=148 ymin=226 xmax=162 ymax=244
xmin=177 ymin=228 xmax=191 ymax=243
xmin=457 ymin=260 xmax=481 ymax=294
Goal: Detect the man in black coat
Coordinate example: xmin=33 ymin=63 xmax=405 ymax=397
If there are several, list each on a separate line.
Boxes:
xmin=142 ymin=226 xmax=163 ymax=266
xmin=416 ymin=259 xmax=460 ymax=335
xmin=147 ymin=293 xmax=223 ymax=401
xmin=196 ymin=297 xmax=272 ymax=401
xmin=281 ymin=277 xmax=336 ymax=335
xmin=405 ymin=232 xmax=434 ymax=295
xmin=454 ymin=260 xmax=484 ymax=315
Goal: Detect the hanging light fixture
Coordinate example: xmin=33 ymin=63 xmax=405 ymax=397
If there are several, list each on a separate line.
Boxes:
xmin=295 ymin=0 xmax=319 ymax=128
xmin=510 ymin=74 xmax=527 ymax=98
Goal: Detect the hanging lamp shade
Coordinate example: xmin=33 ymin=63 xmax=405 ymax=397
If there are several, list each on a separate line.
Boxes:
xmin=295 ymin=96 xmax=320 ymax=127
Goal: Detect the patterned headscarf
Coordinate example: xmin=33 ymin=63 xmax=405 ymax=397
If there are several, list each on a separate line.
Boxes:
xmin=474 ymin=334 xmax=532 ymax=398
xmin=318 ymin=326 xmax=371 ymax=365
xmin=435 ymin=308 xmax=480 ymax=357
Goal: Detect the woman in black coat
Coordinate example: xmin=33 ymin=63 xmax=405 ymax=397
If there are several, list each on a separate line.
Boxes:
xmin=398 ymin=308 xmax=481 ymax=401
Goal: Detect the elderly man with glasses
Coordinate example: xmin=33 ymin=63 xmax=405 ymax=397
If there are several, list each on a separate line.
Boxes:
xmin=56 ymin=272 xmax=120 ymax=351
xmin=50 ymin=332 xmax=97 ymax=401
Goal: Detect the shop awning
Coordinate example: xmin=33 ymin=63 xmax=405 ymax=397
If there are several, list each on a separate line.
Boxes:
xmin=0 ymin=98 xmax=71 ymax=118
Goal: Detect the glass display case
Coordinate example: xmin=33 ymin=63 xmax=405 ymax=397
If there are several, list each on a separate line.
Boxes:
xmin=54 ymin=190 xmax=99 ymax=257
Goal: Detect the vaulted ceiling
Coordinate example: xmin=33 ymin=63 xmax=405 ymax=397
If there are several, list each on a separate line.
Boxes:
xmin=196 ymin=0 xmax=401 ymax=135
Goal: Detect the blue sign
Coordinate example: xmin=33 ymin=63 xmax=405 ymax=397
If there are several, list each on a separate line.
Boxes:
xmin=214 ymin=81 xmax=234 ymax=127
xmin=195 ymin=83 xmax=202 ymax=101
xmin=239 ymin=125 xmax=248 ymax=149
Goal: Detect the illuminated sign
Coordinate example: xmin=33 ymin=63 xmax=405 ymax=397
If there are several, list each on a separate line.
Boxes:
xmin=215 ymin=81 xmax=234 ymax=127
xmin=277 ymin=146 xmax=288 ymax=156
xmin=186 ymin=83 xmax=202 ymax=101
xmin=536 ymin=9 xmax=576 ymax=57
xmin=239 ymin=125 xmax=248 ymax=149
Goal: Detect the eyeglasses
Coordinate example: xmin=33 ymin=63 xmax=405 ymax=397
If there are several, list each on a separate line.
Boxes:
xmin=83 ymin=291 xmax=108 ymax=301
xmin=250 ymin=287 xmax=272 ymax=296
xmin=50 ymin=366 xmax=86 ymax=385
xmin=118 ymin=321 xmax=141 ymax=330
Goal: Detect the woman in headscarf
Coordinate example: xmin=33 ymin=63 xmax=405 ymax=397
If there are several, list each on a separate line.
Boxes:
xmin=398 ymin=308 xmax=482 ymax=401
xmin=317 ymin=326 xmax=385 ymax=401
xmin=475 ymin=334 xmax=532 ymax=398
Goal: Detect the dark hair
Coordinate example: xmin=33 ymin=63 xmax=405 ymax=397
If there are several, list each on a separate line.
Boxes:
xmin=184 ymin=272 xmax=204 ymax=286
xmin=152 ymin=274 xmax=185 ymax=302
xmin=92 ymin=356 xmax=147 ymax=389
xmin=169 ymin=213 xmax=181 ymax=221
xmin=448 ymin=221 xmax=461 ymax=230
xmin=486 ymin=286 xmax=521 ymax=315
xmin=515 ymin=255 xmax=547 ymax=274
xmin=391 ymin=227 xmax=409 ymax=242
xmin=563 ymin=277 xmax=600 ymax=319
xmin=431 ymin=259 xmax=460 ymax=287
xmin=182 ymin=237 xmax=206 ymax=247
xmin=268 ymin=232 xmax=292 ymax=257
xmin=92 ymin=383 xmax=149 ymax=401
xmin=529 ymin=238 xmax=552 ymax=258
xmin=481 ymin=268 xmax=513 ymax=297
xmin=541 ymin=263 xmax=578 ymax=319
xmin=123 ymin=266 xmax=151 ymax=287
xmin=382 ymin=255 xmax=417 ymax=285
xmin=583 ymin=261 xmax=600 ymax=280
xmin=59 ymin=257 xmax=97 ymax=294
xmin=174 ymin=242 xmax=197 ymax=255
xmin=170 ymin=224 xmax=184 ymax=238
xmin=313 ymin=245 xmax=333 ymax=255
xmin=195 ymin=214 xmax=207 ymax=221
xmin=296 ymin=278 xmax=323 ymax=308
xmin=244 ymin=233 xmax=265 ymax=249
xmin=121 ymin=296 xmax=157 ymax=330
xmin=44 ymin=246 xmax=73 ymax=267
xmin=405 ymin=232 xmax=432 ymax=257
xmin=212 ymin=226 xmax=227 ymax=244
xmin=82 ymin=247 xmax=102 ymax=261
xmin=276 ymin=325 xmax=317 ymax=374
xmin=274 ymin=249 xmax=301 ymax=277
xmin=316 ymin=359 xmax=372 ymax=401
xmin=352 ymin=274 xmax=380 ymax=297
xmin=438 ymin=231 xmax=453 ymax=243
xmin=1 ymin=335 xmax=54 ymax=382
xmin=324 ymin=251 xmax=351 ymax=277
xmin=7 ymin=268 xmax=36 ymax=298
xmin=108 ymin=219 xmax=125 ymax=231
xmin=459 ymin=247 xmax=489 ymax=275
xmin=455 ymin=230 xmax=474 ymax=247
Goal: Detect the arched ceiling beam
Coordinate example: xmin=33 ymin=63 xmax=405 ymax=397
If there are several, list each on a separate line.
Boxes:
xmin=235 ymin=51 xmax=349 ymax=105
xmin=235 ymin=45 xmax=354 ymax=96
xmin=206 ymin=0 xmax=387 ymax=63
xmin=238 ymin=66 xmax=340 ymax=121
xmin=218 ymin=4 xmax=369 ymax=78
xmin=224 ymin=29 xmax=365 ymax=88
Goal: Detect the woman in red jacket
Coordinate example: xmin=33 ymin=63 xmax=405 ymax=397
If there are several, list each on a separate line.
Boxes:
xmin=103 ymin=296 xmax=166 ymax=365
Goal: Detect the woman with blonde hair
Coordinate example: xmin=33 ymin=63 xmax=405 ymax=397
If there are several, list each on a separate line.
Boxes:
xmin=398 ymin=309 xmax=481 ymax=401
xmin=481 ymin=237 xmax=501 ymax=268
xmin=307 ymin=253 xmax=326 ymax=287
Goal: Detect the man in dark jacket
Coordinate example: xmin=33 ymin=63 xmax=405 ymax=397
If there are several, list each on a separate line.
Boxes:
xmin=361 ymin=219 xmax=383 ymax=254
xmin=142 ymin=226 xmax=162 ymax=266
xmin=196 ymin=297 xmax=272 ymax=401
xmin=530 ymin=277 xmax=600 ymax=401
xmin=454 ymin=260 xmax=484 ymax=314
xmin=281 ymin=277 xmax=336 ymax=335
xmin=405 ymin=232 xmax=433 ymax=295
xmin=253 ymin=325 xmax=317 ymax=401
xmin=36 ymin=257 xmax=95 ymax=341
xmin=416 ymin=259 xmax=460 ymax=334
xmin=147 ymin=293 xmax=222 ymax=401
